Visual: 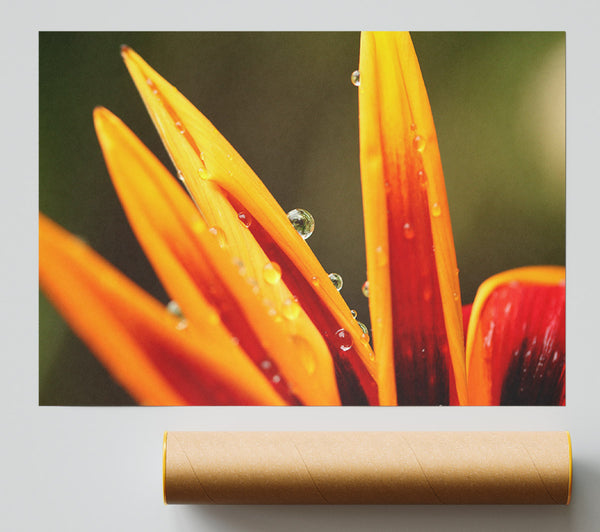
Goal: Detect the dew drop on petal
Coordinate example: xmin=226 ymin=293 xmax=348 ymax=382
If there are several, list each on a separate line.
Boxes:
xmin=356 ymin=320 xmax=369 ymax=336
xmin=310 ymin=275 xmax=320 ymax=287
xmin=166 ymin=300 xmax=184 ymax=318
xmin=413 ymin=135 xmax=426 ymax=152
xmin=362 ymin=280 xmax=370 ymax=298
xmin=260 ymin=360 xmax=272 ymax=371
xmin=175 ymin=121 xmax=186 ymax=135
xmin=351 ymin=70 xmax=361 ymax=86
xmin=263 ymin=262 xmax=282 ymax=285
xmin=403 ymin=223 xmax=415 ymax=240
xmin=333 ymin=328 xmax=353 ymax=352
xmin=417 ymin=169 xmax=427 ymax=186
xmin=410 ymin=122 xmax=417 ymax=131
xmin=431 ymin=203 xmax=441 ymax=217
xmin=175 ymin=318 xmax=188 ymax=331
xmin=208 ymin=226 xmax=227 ymax=248
xmin=293 ymin=335 xmax=316 ymax=375
xmin=328 ymin=272 xmax=343 ymax=291
xmin=351 ymin=309 xmax=358 ymax=319
xmin=282 ymin=297 xmax=301 ymax=320
xmin=237 ymin=211 xmax=252 ymax=228
xmin=287 ymin=208 xmax=315 ymax=239
xmin=176 ymin=169 xmax=185 ymax=183
xmin=271 ymin=374 xmax=281 ymax=384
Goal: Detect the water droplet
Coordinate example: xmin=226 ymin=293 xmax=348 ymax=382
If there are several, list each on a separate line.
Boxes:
xmin=230 ymin=336 xmax=240 ymax=346
xmin=175 ymin=121 xmax=186 ymax=135
xmin=356 ymin=320 xmax=369 ymax=336
xmin=453 ymin=291 xmax=459 ymax=301
xmin=328 ymin=272 xmax=343 ymax=291
xmin=260 ymin=360 xmax=272 ymax=371
xmin=175 ymin=318 xmax=188 ymax=331
xmin=410 ymin=122 xmax=417 ymax=131
xmin=293 ymin=335 xmax=316 ymax=375
xmin=263 ymin=262 xmax=282 ymax=285
xmin=351 ymin=309 xmax=358 ymax=319
xmin=287 ymin=208 xmax=315 ymax=239
xmin=417 ymin=169 xmax=427 ymax=186
xmin=167 ymin=300 xmax=183 ymax=317
xmin=208 ymin=226 xmax=227 ymax=248
xmin=271 ymin=374 xmax=281 ymax=384
xmin=375 ymin=246 xmax=388 ymax=266
xmin=351 ymin=70 xmax=361 ymax=86
xmin=333 ymin=328 xmax=353 ymax=352
xmin=362 ymin=281 xmax=370 ymax=298
xmin=198 ymin=167 xmax=210 ymax=180
xmin=413 ymin=135 xmax=426 ymax=152
xmin=237 ymin=211 xmax=252 ymax=228
xmin=403 ymin=223 xmax=415 ymax=240
xmin=310 ymin=275 xmax=320 ymax=287
xmin=282 ymin=297 xmax=301 ymax=320
xmin=176 ymin=169 xmax=185 ymax=183
xmin=431 ymin=203 xmax=441 ymax=217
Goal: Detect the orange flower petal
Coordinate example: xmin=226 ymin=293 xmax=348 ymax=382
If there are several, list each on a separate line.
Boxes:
xmin=120 ymin=47 xmax=377 ymax=404
xmin=359 ymin=32 xmax=467 ymax=405
xmin=94 ymin=107 xmax=341 ymax=405
xmin=466 ymin=266 xmax=565 ymax=406
xmin=39 ymin=213 xmax=285 ymax=406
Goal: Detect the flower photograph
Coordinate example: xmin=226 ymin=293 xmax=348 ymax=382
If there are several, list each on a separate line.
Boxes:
xmin=39 ymin=32 xmax=565 ymax=406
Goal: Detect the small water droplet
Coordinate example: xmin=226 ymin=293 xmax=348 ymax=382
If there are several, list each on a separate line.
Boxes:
xmin=287 ymin=208 xmax=315 ymax=239
xmin=453 ymin=291 xmax=459 ymax=301
xmin=175 ymin=318 xmax=188 ymax=330
xmin=410 ymin=122 xmax=417 ymax=131
xmin=175 ymin=121 xmax=185 ymax=135
xmin=333 ymin=328 xmax=353 ymax=352
xmin=237 ymin=211 xmax=252 ymax=228
xmin=263 ymin=262 xmax=282 ymax=285
xmin=208 ymin=227 xmax=227 ymax=248
xmin=310 ymin=275 xmax=320 ymax=287
xmin=271 ymin=374 xmax=281 ymax=384
xmin=362 ymin=281 xmax=370 ymax=298
xmin=351 ymin=70 xmax=361 ymax=86
xmin=198 ymin=167 xmax=210 ymax=180
xmin=230 ymin=336 xmax=240 ymax=346
xmin=431 ymin=203 xmax=441 ymax=217
xmin=167 ymin=300 xmax=184 ymax=318
xmin=267 ymin=307 xmax=277 ymax=317
xmin=351 ymin=309 xmax=358 ymax=319
xmin=356 ymin=320 xmax=369 ymax=336
xmin=282 ymin=297 xmax=301 ymax=320
xmin=403 ymin=223 xmax=415 ymax=240
xmin=417 ymin=169 xmax=427 ymax=186
xmin=328 ymin=272 xmax=343 ymax=291
xmin=260 ymin=360 xmax=272 ymax=371
xmin=176 ymin=169 xmax=185 ymax=183
xmin=293 ymin=335 xmax=316 ymax=375
xmin=413 ymin=135 xmax=426 ymax=152
xmin=375 ymin=245 xmax=388 ymax=266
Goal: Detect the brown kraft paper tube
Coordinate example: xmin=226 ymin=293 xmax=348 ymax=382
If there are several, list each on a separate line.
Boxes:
xmin=163 ymin=431 xmax=572 ymax=505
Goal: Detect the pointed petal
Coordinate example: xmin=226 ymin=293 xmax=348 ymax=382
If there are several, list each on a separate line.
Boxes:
xmin=120 ymin=47 xmax=378 ymax=405
xmin=359 ymin=32 xmax=466 ymax=405
xmin=39 ymin=214 xmax=285 ymax=406
xmin=94 ymin=107 xmax=342 ymax=405
xmin=466 ymin=266 xmax=565 ymax=406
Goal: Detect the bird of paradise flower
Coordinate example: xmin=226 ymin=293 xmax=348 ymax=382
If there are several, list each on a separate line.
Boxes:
xmin=39 ymin=32 xmax=565 ymax=406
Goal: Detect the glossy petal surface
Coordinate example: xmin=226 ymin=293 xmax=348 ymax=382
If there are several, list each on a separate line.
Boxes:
xmin=466 ymin=267 xmax=565 ymax=405
xmin=359 ymin=32 xmax=467 ymax=405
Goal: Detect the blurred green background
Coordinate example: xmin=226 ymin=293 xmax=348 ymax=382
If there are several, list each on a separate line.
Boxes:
xmin=39 ymin=32 xmax=565 ymax=405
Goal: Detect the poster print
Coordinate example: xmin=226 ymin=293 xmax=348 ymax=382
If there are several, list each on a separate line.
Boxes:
xmin=39 ymin=32 xmax=565 ymax=405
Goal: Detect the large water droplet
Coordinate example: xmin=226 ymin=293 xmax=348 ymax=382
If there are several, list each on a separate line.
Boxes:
xmin=333 ymin=328 xmax=353 ymax=352
xmin=287 ymin=208 xmax=315 ymax=239
xmin=350 ymin=309 xmax=358 ymax=319
xmin=362 ymin=280 xmax=370 ymax=298
xmin=351 ymin=70 xmax=361 ymax=86
xmin=328 ymin=272 xmax=343 ymax=291
xmin=167 ymin=300 xmax=183 ymax=318
xmin=208 ymin=226 xmax=227 ymax=248
xmin=263 ymin=262 xmax=282 ymax=285
xmin=356 ymin=320 xmax=369 ymax=336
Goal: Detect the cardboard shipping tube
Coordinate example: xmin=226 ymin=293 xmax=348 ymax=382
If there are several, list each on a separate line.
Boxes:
xmin=163 ymin=431 xmax=572 ymax=505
